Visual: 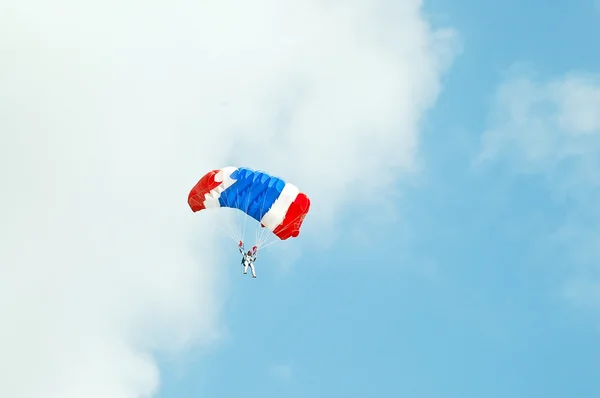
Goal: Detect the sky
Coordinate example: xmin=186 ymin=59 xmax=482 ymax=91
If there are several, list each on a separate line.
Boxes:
xmin=1 ymin=0 xmax=599 ymax=397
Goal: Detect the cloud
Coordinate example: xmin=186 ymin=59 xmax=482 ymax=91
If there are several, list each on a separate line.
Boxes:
xmin=564 ymin=278 xmax=600 ymax=311
xmin=0 ymin=1 xmax=457 ymax=397
xmin=270 ymin=363 xmax=293 ymax=382
xmin=475 ymin=70 xmax=600 ymax=201
xmin=475 ymin=72 xmax=600 ymax=170
xmin=475 ymin=70 xmax=600 ymax=311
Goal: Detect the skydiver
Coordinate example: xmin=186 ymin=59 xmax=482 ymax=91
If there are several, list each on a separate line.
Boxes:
xmin=238 ymin=241 xmax=258 ymax=278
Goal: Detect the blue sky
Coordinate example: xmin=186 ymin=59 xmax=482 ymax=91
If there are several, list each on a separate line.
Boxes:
xmin=2 ymin=1 xmax=599 ymax=397
xmin=156 ymin=1 xmax=600 ymax=397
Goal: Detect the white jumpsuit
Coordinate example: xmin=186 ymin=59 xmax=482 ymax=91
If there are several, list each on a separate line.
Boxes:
xmin=239 ymin=247 xmax=257 ymax=278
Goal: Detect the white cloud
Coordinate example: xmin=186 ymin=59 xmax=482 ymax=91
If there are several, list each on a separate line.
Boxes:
xmin=475 ymin=73 xmax=600 ymax=171
xmin=0 ymin=1 xmax=457 ymax=397
xmin=564 ymin=278 xmax=600 ymax=310
xmin=270 ymin=363 xmax=293 ymax=381
xmin=556 ymin=76 xmax=600 ymax=135
xmin=476 ymin=70 xmax=600 ymax=311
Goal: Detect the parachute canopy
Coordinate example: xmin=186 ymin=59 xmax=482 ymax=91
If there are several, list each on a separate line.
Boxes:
xmin=188 ymin=166 xmax=310 ymax=240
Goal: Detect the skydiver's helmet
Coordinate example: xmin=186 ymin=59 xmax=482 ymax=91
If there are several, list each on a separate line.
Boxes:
xmin=247 ymin=251 xmax=252 ymax=255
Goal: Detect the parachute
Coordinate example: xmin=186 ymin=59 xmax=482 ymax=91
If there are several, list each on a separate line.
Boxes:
xmin=188 ymin=166 xmax=310 ymax=248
